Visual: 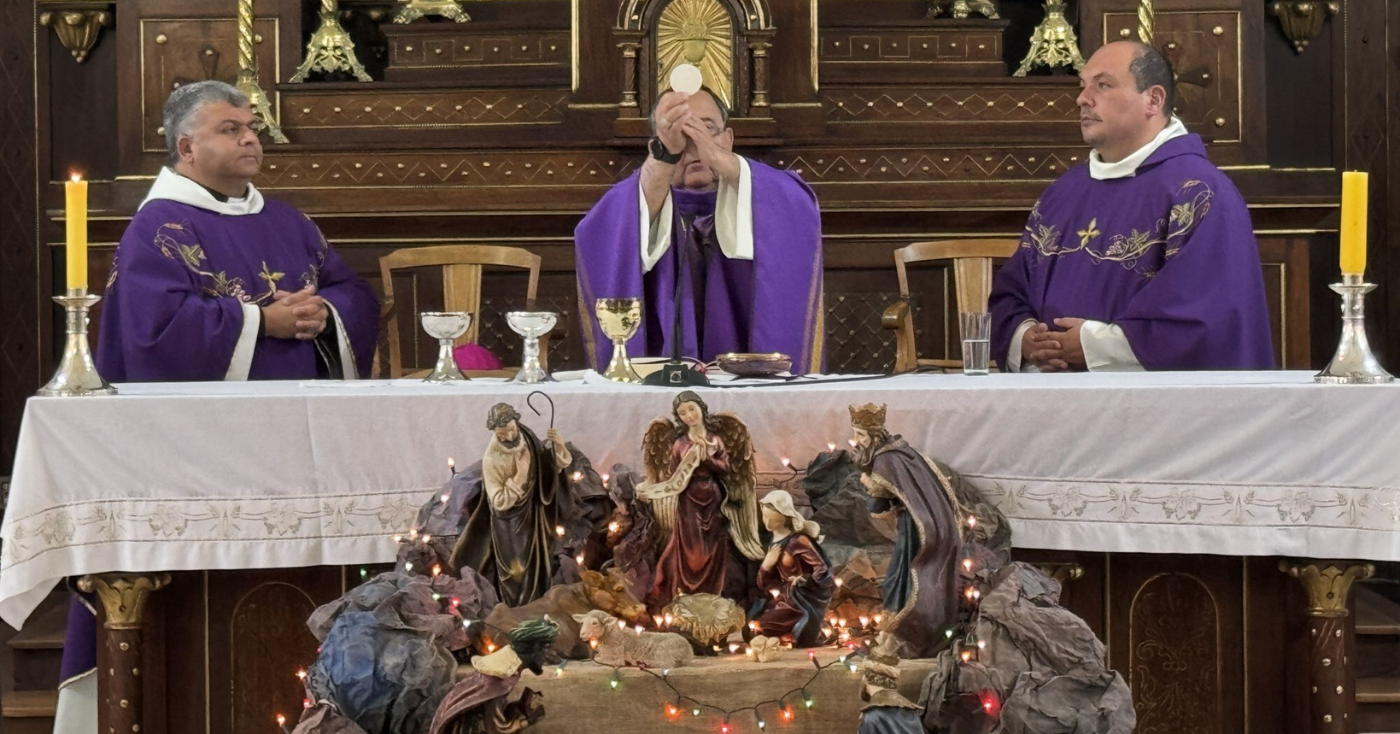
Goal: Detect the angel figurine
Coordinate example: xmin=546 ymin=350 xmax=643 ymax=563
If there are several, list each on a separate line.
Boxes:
xmin=638 ymin=391 xmax=764 ymax=611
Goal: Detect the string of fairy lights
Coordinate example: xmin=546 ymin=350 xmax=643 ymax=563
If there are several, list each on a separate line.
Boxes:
xmin=562 ymin=646 xmax=870 ymax=733
xmin=276 ymin=457 xmax=999 ymax=730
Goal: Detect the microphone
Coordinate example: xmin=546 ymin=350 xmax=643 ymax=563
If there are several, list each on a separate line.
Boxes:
xmin=643 ymin=212 xmax=710 ymax=387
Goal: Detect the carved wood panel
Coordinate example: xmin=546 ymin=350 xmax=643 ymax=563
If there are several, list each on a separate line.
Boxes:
xmin=820 ymin=20 xmax=1010 ymax=81
xmin=821 ymin=84 xmax=1080 ymax=125
xmin=254 ymin=151 xmax=642 ymax=188
xmin=382 ymin=26 xmax=570 ymax=84
xmin=769 ymin=148 xmax=1088 ymax=181
xmin=1102 ymin=11 xmax=1242 ymax=145
xmin=280 ymin=89 xmax=572 ymax=130
xmin=138 ymin=17 xmax=281 ymax=153
xmin=1110 ymin=555 xmax=1245 ymax=734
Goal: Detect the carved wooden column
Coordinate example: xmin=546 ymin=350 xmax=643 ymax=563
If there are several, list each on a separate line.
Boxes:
xmin=619 ymin=40 xmax=643 ymax=117
xmin=1281 ymin=561 xmax=1375 ymax=734
xmin=78 ymin=573 xmax=171 ymax=734
xmin=748 ymin=40 xmax=771 ymax=117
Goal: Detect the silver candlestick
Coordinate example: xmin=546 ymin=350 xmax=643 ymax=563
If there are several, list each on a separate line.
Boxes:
xmin=1315 ymin=274 xmax=1393 ymax=384
xmin=506 ymin=311 xmax=557 ymax=384
xmin=39 ymin=288 xmax=116 ymax=397
xmin=420 ymin=311 xmax=472 ymax=383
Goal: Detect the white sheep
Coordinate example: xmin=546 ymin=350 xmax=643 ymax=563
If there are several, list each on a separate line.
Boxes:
xmin=572 ymin=609 xmax=694 ymax=670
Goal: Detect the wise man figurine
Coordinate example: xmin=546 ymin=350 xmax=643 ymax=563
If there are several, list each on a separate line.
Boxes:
xmin=850 ymin=403 xmax=963 ymax=658
xmin=451 ymin=403 xmax=574 ymax=606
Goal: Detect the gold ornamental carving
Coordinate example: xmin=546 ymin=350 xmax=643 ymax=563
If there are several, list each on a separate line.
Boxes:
xmin=292 ymin=0 xmax=374 ymax=82
xmin=656 ymin=0 xmax=734 ymax=109
xmin=39 ymin=4 xmax=113 ymax=64
xmin=927 ymin=0 xmax=999 ymax=20
xmin=77 ymin=573 xmax=171 ymax=630
xmin=1280 ymin=560 xmax=1375 ymax=617
xmin=236 ymin=0 xmax=289 ymax=143
xmin=1014 ymin=0 xmax=1085 ymax=76
xmin=394 ymin=0 xmax=471 ymax=24
xmin=1269 ymin=1 xmax=1339 ymax=54
xmin=1137 ymin=0 xmax=1155 ymax=43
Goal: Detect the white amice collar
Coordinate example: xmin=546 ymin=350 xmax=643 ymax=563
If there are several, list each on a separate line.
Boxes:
xmin=1088 ymin=117 xmax=1188 ymax=180
xmin=139 ymin=166 xmax=265 ymax=216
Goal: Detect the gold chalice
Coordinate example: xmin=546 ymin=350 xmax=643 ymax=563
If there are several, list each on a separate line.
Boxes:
xmin=595 ymin=298 xmax=643 ymax=383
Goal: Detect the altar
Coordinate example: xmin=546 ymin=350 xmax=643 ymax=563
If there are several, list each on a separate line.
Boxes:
xmin=2 ymin=372 xmax=1397 ymax=733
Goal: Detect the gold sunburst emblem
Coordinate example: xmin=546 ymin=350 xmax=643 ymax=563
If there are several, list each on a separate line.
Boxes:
xmin=656 ymin=0 xmax=734 ymax=110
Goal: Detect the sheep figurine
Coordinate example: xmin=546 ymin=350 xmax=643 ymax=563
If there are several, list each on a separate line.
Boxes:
xmin=572 ymin=610 xmax=694 ymax=670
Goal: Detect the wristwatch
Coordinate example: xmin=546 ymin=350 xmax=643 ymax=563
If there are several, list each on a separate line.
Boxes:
xmin=649 ymin=136 xmax=683 ymax=164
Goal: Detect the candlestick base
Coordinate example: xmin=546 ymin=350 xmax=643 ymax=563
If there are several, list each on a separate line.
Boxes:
xmin=235 ymin=69 xmax=289 ymax=144
xmin=291 ymin=2 xmax=373 ymax=83
xmin=39 ymin=289 xmax=117 ymax=397
xmin=1315 ymin=274 xmax=1393 ymax=384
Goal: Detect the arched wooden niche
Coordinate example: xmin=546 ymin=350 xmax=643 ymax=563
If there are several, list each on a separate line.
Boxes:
xmin=615 ymin=0 xmax=775 ymax=123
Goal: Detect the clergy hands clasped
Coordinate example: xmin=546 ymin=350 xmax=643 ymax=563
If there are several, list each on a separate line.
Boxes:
xmin=1024 ymin=318 xmax=1086 ymax=371
xmin=262 ymin=285 xmax=329 ymax=341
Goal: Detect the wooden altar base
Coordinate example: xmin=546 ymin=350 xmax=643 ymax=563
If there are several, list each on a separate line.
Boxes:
xmin=517 ymin=651 xmax=934 ymax=734
xmin=74 ymin=553 xmax=1400 ymax=734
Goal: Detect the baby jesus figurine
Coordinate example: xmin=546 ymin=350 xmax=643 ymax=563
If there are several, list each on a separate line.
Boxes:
xmin=748 ymin=490 xmax=834 ymax=647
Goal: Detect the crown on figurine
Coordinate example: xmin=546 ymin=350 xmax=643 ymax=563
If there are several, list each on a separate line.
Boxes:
xmin=849 ymin=403 xmax=887 ymax=431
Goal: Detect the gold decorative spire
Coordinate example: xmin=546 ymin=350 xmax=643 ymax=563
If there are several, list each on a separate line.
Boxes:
xmin=235 ymin=0 xmax=288 ymax=143
xmin=291 ymin=0 xmax=373 ymax=82
xmin=1137 ymin=0 xmax=1155 ymax=43
xmin=1014 ymin=0 xmax=1086 ymax=77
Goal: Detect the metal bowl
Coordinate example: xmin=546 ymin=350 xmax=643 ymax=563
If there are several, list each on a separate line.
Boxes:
xmin=714 ymin=352 xmax=792 ymax=377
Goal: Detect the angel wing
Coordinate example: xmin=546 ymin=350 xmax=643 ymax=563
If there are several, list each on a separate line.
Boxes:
xmin=712 ymin=413 xmax=764 ymax=561
xmin=641 ymin=418 xmax=680 ymax=543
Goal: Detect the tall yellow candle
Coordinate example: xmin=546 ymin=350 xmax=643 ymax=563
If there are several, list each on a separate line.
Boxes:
xmin=65 ymin=174 xmax=88 ymax=290
xmin=1340 ymin=170 xmax=1368 ymax=276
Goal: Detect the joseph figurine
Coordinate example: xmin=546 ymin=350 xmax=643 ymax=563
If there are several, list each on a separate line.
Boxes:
xmin=452 ymin=403 xmax=574 ymax=607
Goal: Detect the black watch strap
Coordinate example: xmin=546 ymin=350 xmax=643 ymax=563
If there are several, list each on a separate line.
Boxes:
xmin=650 ymin=137 xmax=682 ymax=164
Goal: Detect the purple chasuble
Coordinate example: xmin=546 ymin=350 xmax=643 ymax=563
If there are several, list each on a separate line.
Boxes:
xmin=989 ymin=134 xmax=1273 ymax=370
xmin=574 ymin=159 xmax=825 ymax=372
xmin=65 ymin=196 xmax=378 ymax=687
xmin=97 ymin=198 xmax=379 ymax=381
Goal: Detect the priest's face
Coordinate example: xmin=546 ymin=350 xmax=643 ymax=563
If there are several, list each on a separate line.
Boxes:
xmin=673 ymin=92 xmax=734 ymax=191
xmin=179 ymin=101 xmax=264 ymax=185
xmin=1076 ymin=42 xmax=1162 ymax=162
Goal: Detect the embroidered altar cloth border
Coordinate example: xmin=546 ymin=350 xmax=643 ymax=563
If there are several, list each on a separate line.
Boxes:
xmin=3 ymin=371 xmax=1397 ymax=629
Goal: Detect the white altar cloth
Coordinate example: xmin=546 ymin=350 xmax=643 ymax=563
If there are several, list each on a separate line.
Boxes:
xmin=3 ymin=371 xmax=1398 ymax=628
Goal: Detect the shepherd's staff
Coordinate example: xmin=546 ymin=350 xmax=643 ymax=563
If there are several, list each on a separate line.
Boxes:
xmin=527 ymin=390 xmax=555 ymax=429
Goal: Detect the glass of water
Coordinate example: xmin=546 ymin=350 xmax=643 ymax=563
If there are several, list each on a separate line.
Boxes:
xmin=960 ymin=312 xmax=992 ymax=375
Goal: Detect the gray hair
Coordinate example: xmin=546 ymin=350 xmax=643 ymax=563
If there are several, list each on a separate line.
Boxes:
xmin=162 ymin=80 xmax=249 ymax=165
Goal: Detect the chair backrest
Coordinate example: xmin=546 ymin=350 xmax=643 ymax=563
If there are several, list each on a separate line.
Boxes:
xmin=379 ymin=245 xmax=542 ymax=378
xmin=894 ymin=238 xmax=1021 ymax=316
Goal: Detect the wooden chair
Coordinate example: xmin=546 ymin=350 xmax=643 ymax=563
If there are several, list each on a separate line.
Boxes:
xmin=881 ymin=238 xmax=1021 ymax=374
xmin=378 ymin=245 xmax=545 ymax=379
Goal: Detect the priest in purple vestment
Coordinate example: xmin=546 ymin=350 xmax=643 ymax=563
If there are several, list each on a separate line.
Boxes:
xmin=989 ymin=41 xmax=1273 ymax=371
xmin=59 ymin=80 xmax=378 ymax=733
xmin=574 ymin=87 xmax=825 ymax=373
